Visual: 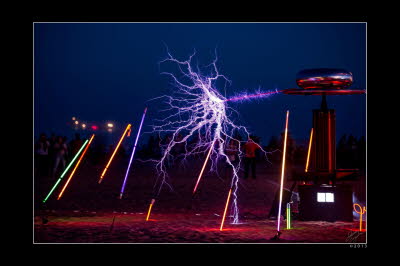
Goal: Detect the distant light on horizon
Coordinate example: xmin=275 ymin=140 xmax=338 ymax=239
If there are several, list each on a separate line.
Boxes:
xmin=75 ymin=121 xmax=79 ymax=125
xmin=72 ymin=117 xmax=76 ymax=121
xmin=82 ymin=123 xmax=86 ymax=128
xmin=91 ymin=125 xmax=98 ymax=130
xmin=107 ymin=123 xmax=114 ymax=128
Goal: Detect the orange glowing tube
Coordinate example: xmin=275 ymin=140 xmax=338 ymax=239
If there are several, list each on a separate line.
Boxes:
xmin=353 ymin=204 xmax=366 ymax=231
xmin=305 ymin=128 xmax=313 ymax=172
xmin=219 ymin=188 xmax=232 ymax=231
xmin=99 ymin=124 xmax=132 ymax=183
xmin=57 ymin=134 xmax=95 ymax=200
xmin=146 ymin=199 xmax=155 ymax=221
xmin=193 ymin=139 xmax=216 ymax=194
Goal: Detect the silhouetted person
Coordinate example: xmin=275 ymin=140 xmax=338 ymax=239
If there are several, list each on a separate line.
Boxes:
xmin=268 ymin=182 xmax=297 ymax=219
xmin=357 ymin=136 xmax=366 ymax=171
xmin=70 ymin=133 xmax=83 ymax=157
xmin=161 ymin=134 xmax=173 ymax=169
xmin=173 ymin=133 xmax=184 ymax=157
xmin=52 ymin=136 xmax=68 ymax=177
xmin=62 ymin=136 xmax=68 ymax=159
xmin=279 ymin=131 xmax=295 ymax=171
xmin=243 ymin=137 xmax=261 ymax=179
xmin=349 ymin=135 xmax=358 ymax=166
xmin=35 ymin=133 xmax=50 ymax=177
xmin=48 ymin=133 xmax=57 ymax=173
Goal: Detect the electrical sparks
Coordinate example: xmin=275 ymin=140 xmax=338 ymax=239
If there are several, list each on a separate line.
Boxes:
xmin=42 ymin=139 xmax=89 ymax=203
xmin=277 ymin=110 xmax=289 ymax=233
xmin=148 ymin=49 xmax=274 ymax=224
xmin=225 ymin=89 xmax=281 ymax=102
xmin=120 ymin=108 xmax=148 ymax=199
xmin=99 ymin=124 xmax=132 ymax=184
xmin=57 ymin=134 xmax=95 ymax=200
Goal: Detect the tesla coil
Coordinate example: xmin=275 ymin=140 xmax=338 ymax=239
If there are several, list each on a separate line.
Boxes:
xmin=283 ymin=68 xmax=365 ymax=222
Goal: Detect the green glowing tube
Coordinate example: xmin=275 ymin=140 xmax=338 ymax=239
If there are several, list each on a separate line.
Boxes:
xmin=42 ymin=139 xmax=88 ymax=203
xmin=286 ymin=202 xmax=291 ymax=229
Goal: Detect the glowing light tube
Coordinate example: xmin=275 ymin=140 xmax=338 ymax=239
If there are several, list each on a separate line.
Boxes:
xmin=277 ymin=110 xmax=289 ymax=233
xmin=353 ymin=204 xmax=366 ymax=231
xmin=193 ymin=139 xmax=216 ymax=194
xmin=42 ymin=139 xmax=88 ymax=203
xmin=146 ymin=199 xmax=156 ymax=221
xmin=305 ymin=128 xmax=313 ymax=172
xmin=119 ymin=108 xmax=147 ymax=199
xmin=286 ymin=202 xmax=291 ymax=229
xmin=328 ymin=115 xmax=332 ymax=172
xmin=99 ymin=124 xmax=132 ymax=184
xmin=57 ymin=134 xmax=95 ymax=200
xmin=219 ymin=188 xmax=232 ymax=231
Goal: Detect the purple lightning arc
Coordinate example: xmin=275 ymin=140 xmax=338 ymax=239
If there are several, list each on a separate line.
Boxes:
xmin=148 ymin=49 xmax=279 ymax=224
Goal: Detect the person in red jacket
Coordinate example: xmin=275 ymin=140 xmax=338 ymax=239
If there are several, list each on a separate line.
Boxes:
xmin=243 ymin=137 xmax=261 ymax=179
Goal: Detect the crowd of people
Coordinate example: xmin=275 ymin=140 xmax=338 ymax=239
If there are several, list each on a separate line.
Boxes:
xmin=139 ymin=132 xmax=263 ymax=179
xmin=34 ymin=133 xmax=83 ymax=178
xmin=34 ymin=130 xmax=365 ymax=180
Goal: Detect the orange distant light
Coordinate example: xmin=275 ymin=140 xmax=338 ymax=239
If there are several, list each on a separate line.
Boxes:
xmin=75 ymin=121 xmax=79 ymax=125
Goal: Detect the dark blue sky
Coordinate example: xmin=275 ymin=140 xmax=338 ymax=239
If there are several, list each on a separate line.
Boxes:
xmin=34 ymin=23 xmax=366 ymax=146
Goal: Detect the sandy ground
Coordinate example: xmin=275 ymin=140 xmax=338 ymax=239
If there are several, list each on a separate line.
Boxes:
xmin=34 ymin=211 xmax=366 ymax=243
xmin=34 ymin=158 xmax=366 ymax=243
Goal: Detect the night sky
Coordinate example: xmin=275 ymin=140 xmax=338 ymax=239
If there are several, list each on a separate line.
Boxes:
xmin=34 ymin=23 xmax=366 ymax=146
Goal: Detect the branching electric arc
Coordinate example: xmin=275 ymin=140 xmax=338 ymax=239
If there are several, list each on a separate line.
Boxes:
xmin=149 ymin=49 xmax=280 ymax=224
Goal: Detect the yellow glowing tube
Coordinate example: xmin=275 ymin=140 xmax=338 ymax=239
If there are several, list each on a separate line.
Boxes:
xmin=305 ymin=128 xmax=313 ymax=172
xmin=277 ymin=110 xmax=289 ymax=232
xmin=219 ymin=188 xmax=232 ymax=231
xmin=146 ymin=199 xmax=156 ymax=221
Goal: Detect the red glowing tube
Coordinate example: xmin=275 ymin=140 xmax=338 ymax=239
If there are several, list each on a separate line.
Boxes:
xmin=277 ymin=110 xmax=289 ymax=233
xmin=353 ymin=204 xmax=366 ymax=231
xmin=328 ymin=115 xmax=332 ymax=172
xmin=99 ymin=124 xmax=132 ymax=183
xmin=305 ymin=128 xmax=313 ymax=172
xmin=219 ymin=188 xmax=232 ymax=231
xmin=193 ymin=139 xmax=216 ymax=194
xmin=146 ymin=199 xmax=156 ymax=221
xmin=57 ymin=134 xmax=95 ymax=200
